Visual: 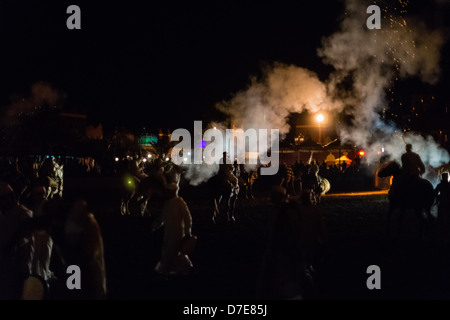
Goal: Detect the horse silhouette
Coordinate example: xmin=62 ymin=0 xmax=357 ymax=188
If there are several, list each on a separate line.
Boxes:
xmin=303 ymin=167 xmax=330 ymax=204
xmin=315 ymin=175 xmax=330 ymax=203
xmin=378 ymin=160 xmax=435 ymax=238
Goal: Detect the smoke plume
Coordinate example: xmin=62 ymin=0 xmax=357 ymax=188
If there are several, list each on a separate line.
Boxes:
xmin=216 ymin=63 xmax=340 ymax=135
xmin=318 ymin=0 xmax=449 ymax=183
xmin=181 ymin=0 xmax=449 ymax=186
xmin=1 ymin=82 xmax=63 ymax=126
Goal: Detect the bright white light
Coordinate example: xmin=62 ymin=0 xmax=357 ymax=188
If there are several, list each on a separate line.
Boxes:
xmin=165 ymin=157 xmax=169 ymax=161
xmin=142 ymin=158 xmax=147 ymax=162
xmin=381 ymin=147 xmax=385 ymax=153
xmin=213 ymin=127 xmax=217 ymax=130
xmin=147 ymin=154 xmax=152 ymax=158
xmin=184 ymin=157 xmax=188 ymax=162
xmin=316 ymin=114 xmax=324 ymax=123
xmin=114 ymin=157 xmax=119 ymax=162
xmin=187 ymin=152 xmax=191 ymax=156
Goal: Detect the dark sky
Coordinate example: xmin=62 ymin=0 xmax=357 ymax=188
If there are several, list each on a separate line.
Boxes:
xmin=0 ymin=0 xmax=448 ymax=134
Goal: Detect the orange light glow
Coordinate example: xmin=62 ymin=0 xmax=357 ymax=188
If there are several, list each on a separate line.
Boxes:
xmin=316 ymin=113 xmax=325 ymax=123
xmin=359 ymin=150 xmax=365 ymax=157
xmin=324 ymin=190 xmax=388 ymax=197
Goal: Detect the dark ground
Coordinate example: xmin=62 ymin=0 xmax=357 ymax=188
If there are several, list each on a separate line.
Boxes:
xmin=64 ymin=177 xmax=450 ymax=301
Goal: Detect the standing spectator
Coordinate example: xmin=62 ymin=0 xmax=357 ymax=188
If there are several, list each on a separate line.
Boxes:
xmin=0 ymin=182 xmax=33 ymax=299
xmin=219 ymin=152 xmax=238 ymax=189
xmin=280 ymin=164 xmax=296 ymax=196
xmin=152 ymin=183 xmax=194 ymax=276
xmin=56 ymin=199 xmax=107 ymax=299
xmin=435 ymin=172 xmax=450 ymax=244
xmin=341 ymin=161 xmax=347 ymax=172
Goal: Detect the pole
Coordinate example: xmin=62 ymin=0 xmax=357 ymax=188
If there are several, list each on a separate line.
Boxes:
xmin=318 ymin=123 xmax=321 ymax=145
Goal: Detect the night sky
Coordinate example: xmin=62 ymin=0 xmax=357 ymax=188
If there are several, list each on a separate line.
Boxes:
xmin=0 ymin=0 xmax=449 ymax=134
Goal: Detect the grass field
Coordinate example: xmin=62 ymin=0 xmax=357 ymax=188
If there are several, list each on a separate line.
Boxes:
xmin=64 ymin=177 xmax=450 ymax=300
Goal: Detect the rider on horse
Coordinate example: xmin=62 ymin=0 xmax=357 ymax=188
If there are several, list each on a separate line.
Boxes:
xmin=391 ymin=143 xmax=426 ymax=202
xmin=401 ymin=143 xmax=425 ymax=180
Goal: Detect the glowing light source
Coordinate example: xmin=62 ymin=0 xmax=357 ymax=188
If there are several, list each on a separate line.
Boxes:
xmin=142 ymin=158 xmax=147 ymax=163
xmin=316 ymin=113 xmax=324 ymax=144
xmin=316 ymin=114 xmax=325 ymax=123
xmin=196 ymin=140 xmax=208 ymax=148
xmin=359 ymin=150 xmax=365 ymax=157
xmin=138 ymin=135 xmax=157 ymax=146
xmin=114 ymin=157 xmax=119 ymax=162
xmin=165 ymin=157 xmax=170 ymax=161
xmin=147 ymin=154 xmax=152 ymax=158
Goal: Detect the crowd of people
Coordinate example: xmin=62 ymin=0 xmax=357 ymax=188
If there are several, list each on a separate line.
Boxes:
xmin=257 ymin=157 xmax=372 ymax=199
xmin=0 ymin=184 xmax=107 ymax=299
xmin=0 ymin=142 xmax=449 ymax=300
xmin=0 ymin=154 xmax=199 ymax=299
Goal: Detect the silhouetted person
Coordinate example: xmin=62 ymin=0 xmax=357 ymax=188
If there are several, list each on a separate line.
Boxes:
xmin=293 ymin=164 xmax=303 ymax=195
xmin=129 ymin=154 xmax=148 ymax=182
xmin=152 ymin=183 xmax=194 ymax=276
xmin=280 ymin=164 xmax=296 ymax=196
xmin=0 ymin=182 xmax=33 ymax=299
xmin=303 ymin=164 xmax=320 ymax=194
xmin=435 ymin=172 xmax=450 ymax=244
xmin=21 ymin=202 xmax=56 ymax=300
xmin=219 ymin=152 xmax=238 ymax=188
xmin=240 ymin=164 xmax=258 ymax=199
xmin=341 ymin=161 xmax=347 ymax=172
xmin=58 ymin=199 xmax=107 ymax=299
xmin=401 ymin=143 xmax=425 ymax=180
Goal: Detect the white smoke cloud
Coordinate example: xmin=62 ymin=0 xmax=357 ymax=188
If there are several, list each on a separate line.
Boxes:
xmin=183 ymin=163 xmax=219 ymax=186
xmin=216 ymin=63 xmax=340 ymax=135
xmin=317 ymin=0 xmax=449 ymax=177
xmin=1 ymin=82 xmax=63 ymax=126
xmin=182 ymin=0 xmax=450 ymax=186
